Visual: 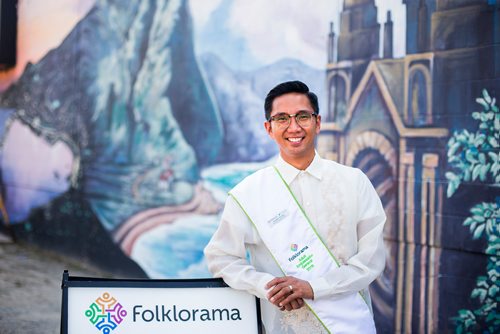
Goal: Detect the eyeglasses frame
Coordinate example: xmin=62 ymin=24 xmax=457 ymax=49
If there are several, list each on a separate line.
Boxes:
xmin=267 ymin=110 xmax=318 ymax=128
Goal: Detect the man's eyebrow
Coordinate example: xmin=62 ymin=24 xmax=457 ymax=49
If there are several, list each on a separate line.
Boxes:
xmin=273 ymin=109 xmax=313 ymax=115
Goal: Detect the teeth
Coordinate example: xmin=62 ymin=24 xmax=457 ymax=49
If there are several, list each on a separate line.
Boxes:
xmin=288 ymin=138 xmax=302 ymax=142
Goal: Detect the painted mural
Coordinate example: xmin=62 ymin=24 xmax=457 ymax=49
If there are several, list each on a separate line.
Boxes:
xmin=0 ymin=0 xmax=498 ymax=333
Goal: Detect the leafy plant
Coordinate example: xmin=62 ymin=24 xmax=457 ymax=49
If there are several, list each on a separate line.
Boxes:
xmin=446 ymin=90 xmax=500 ymax=197
xmin=446 ymin=90 xmax=499 ymax=334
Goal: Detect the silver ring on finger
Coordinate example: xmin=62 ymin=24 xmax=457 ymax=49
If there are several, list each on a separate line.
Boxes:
xmin=289 ymin=285 xmax=293 ymax=293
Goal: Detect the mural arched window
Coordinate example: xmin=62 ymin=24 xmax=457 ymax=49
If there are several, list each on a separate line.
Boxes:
xmin=345 ymin=130 xmax=397 ymax=334
xmin=407 ymin=66 xmax=431 ymax=126
xmin=327 ymin=73 xmax=348 ymax=123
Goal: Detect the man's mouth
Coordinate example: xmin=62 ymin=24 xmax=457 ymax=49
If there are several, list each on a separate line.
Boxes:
xmin=287 ymin=137 xmax=303 ymax=143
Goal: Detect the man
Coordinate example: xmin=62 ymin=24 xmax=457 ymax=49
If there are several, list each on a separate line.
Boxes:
xmin=204 ymin=81 xmax=386 ymax=333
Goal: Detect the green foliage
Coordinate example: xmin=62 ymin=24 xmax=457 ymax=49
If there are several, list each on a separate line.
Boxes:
xmin=453 ymin=202 xmax=499 ymax=334
xmin=446 ymin=89 xmax=500 ymax=197
xmin=463 ymin=203 xmax=499 ymax=241
xmin=459 ymin=203 xmax=499 ymax=331
xmin=447 ymin=90 xmax=500 ymax=334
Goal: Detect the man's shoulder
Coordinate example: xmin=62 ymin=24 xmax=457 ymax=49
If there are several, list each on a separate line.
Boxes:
xmin=230 ymin=166 xmax=275 ymax=194
xmin=319 ymin=158 xmax=368 ymax=186
xmin=320 ymin=158 xmax=362 ymax=175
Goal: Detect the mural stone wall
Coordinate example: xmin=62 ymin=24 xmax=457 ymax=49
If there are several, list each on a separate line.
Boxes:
xmin=320 ymin=1 xmax=499 ymax=332
xmin=0 ymin=0 xmax=498 ymax=332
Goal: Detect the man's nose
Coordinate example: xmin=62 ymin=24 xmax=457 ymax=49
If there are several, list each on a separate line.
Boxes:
xmin=287 ymin=116 xmax=302 ymax=131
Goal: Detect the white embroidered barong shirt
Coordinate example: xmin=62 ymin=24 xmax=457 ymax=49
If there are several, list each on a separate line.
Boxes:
xmin=204 ymin=153 xmax=386 ymax=333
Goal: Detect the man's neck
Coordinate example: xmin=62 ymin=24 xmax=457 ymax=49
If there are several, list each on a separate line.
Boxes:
xmin=281 ymin=153 xmax=315 ymax=171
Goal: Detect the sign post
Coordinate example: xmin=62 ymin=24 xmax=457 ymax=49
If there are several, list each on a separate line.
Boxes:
xmin=60 ymin=270 xmax=262 ymax=334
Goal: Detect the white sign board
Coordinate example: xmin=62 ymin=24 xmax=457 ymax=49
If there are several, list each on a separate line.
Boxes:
xmin=61 ymin=272 xmax=262 ymax=334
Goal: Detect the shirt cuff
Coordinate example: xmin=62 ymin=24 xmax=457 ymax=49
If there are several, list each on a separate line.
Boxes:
xmin=255 ymin=273 xmax=277 ymax=300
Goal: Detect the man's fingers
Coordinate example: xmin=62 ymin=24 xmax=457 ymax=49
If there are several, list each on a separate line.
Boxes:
xmin=279 ymin=291 xmax=307 ymax=308
xmin=278 ymin=298 xmax=306 ymax=312
xmin=269 ymin=285 xmax=292 ymax=305
xmin=280 ymin=294 xmax=298 ymax=308
xmin=265 ymin=277 xmax=287 ymax=289
xmin=268 ymin=282 xmax=292 ymax=302
xmin=266 ymin=276 xmax=314 ymax=306
xmin=289 ymin=299 xmax=300 ymax=310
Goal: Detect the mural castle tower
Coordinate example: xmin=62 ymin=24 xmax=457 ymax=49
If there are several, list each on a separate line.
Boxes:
xmin=320 ymin=0 xmax=499 ymax=333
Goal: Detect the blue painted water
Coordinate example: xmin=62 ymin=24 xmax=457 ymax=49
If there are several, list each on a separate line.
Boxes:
xmin=130 ymin=158 xmax=276 ymax=278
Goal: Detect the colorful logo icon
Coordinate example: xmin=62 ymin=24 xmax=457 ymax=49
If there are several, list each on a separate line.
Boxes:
xmin=85 ymin=292 xmax=127 ymax=333
xmin=290 ymin=243 xmax=298 ymax=252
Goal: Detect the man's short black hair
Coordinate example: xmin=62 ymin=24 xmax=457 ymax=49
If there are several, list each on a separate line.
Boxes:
xmin=264 ymin=80 xmax=319 ymax=120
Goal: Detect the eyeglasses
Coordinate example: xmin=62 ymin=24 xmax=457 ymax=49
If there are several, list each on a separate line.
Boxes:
xmin=268 ymin=111 xmax=318 ymax=128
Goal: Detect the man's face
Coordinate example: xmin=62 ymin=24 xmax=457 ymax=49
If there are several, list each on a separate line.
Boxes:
xmin=264 ymin=92 xmax=321 ymax=166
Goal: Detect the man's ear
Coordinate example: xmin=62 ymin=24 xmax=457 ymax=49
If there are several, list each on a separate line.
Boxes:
xmin=264 ymin=121 xmax=273 ymax=137
xmin=315 ymin=115 xmax=321 ymax=134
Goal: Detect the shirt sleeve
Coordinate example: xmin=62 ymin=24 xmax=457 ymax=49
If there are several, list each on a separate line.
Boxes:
xmin=310 ymin=169 xmax=387 ymax=299
xmin=204 ymin=195 xmax=275 ymax=300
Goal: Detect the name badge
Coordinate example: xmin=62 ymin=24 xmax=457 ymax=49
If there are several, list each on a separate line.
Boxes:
xmin=267 ymin=209 xmax=288 ymax=226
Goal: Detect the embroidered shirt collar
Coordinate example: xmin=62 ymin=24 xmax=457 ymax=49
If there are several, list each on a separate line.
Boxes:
xmin=275 ymin=152 xmax=323 ymax=184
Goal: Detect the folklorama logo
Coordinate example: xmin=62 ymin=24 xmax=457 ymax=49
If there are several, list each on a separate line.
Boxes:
xmin=290 ymin=243 xmax=298 ymax=252
xmin=85 ymin=292 xmax=127 ymax=333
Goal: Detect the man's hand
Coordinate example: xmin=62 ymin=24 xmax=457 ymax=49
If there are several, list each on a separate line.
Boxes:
xmin=265 ymin=276 xmax=314 ymax=311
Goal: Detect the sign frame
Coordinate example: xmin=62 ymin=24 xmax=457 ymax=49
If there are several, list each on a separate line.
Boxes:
xmin=60 ymin=270 xmax=262 ymax=334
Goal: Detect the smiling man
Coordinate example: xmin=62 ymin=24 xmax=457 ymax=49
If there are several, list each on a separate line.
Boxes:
xmin=204 ymin=81 xmax=386 ymax=333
